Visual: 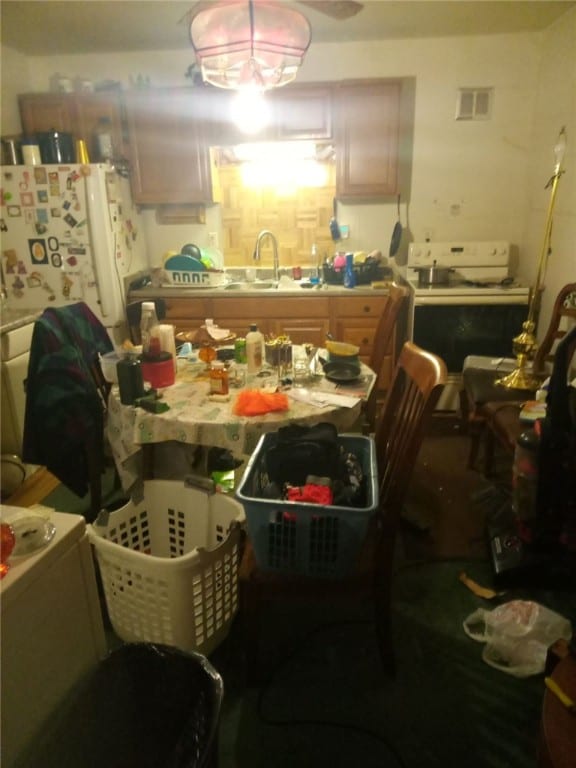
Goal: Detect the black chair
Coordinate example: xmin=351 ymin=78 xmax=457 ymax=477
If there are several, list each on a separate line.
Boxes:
xmin=461 ymin=282 xmax=576 ymax=471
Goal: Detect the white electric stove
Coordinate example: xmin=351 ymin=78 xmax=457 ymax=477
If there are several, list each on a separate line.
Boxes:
xmin=406 ymin=241 xmax=530 ymax=303
xmin=402 ymin=241 xmax=530 ymax=410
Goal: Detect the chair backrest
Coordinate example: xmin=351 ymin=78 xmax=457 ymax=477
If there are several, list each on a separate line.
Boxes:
xmin=533 ymin=282 xmax=576 ymax=374
xmin=374 ymin=341 xmax=447 ymax=532
xmin=369 ymin=283 xmax=410 ymax=377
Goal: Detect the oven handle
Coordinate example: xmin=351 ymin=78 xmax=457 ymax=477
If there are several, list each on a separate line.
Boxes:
xmin=412 ymin=294 xmax=529 ymax=306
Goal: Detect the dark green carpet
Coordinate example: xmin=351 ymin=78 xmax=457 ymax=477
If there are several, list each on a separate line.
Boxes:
xmin=211 ymin=559 xmax=576 ymax=768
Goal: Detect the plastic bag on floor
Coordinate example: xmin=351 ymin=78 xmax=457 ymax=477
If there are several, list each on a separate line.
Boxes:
xmin=463 ymin=600 xmax=572 ymax=677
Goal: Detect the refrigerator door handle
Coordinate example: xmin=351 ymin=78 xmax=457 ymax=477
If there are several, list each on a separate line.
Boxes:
xmin=85 ymin=169 xmax=119 ymax=322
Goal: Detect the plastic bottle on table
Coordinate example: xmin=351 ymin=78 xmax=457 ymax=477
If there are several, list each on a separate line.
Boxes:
xmin=246 ymin=323 xmax=264 ymax=375
xmin=140 ymin=301 xmax=160 ymax=357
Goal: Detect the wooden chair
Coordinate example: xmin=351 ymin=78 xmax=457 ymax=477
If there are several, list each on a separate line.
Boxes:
xmin=364 ymin=283 xmax=409 ymax=432
xmin=461 ymin=282 xmax=576 ymax=472
xmin=238 ymin=341 xmax=447 ymax=682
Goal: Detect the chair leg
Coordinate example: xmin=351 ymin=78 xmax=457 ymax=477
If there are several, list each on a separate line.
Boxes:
xmin=483 ymin=424 xmax=496 ymax=477
xmin=467 ymin=416 xmax=486 ymax=469
xmin=373 ymin=536 xmax=396 ymax=678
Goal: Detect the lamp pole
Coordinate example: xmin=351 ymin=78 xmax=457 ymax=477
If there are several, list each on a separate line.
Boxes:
xmin=496 ymin=126 xmax=567 ymax=391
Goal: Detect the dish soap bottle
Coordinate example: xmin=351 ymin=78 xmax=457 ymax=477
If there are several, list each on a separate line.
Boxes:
xmin=246 ymin=323 xmax=264 ymax=375
xmin=343 ymin=252 xmax=356 ymax=289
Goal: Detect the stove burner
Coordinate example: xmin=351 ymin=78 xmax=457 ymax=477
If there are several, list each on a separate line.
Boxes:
xmin=462 ymin=277 xmax=516 ymax=288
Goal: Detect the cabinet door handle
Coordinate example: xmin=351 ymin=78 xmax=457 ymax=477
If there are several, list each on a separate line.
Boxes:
xmin=363 ymin=306 xmax=371 ymax=313
xmin=362 ymin=337 xmax=369 ymax=346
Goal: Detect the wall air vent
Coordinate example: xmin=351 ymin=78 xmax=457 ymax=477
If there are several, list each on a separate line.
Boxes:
xmin=456 ymin=88 xmax=493 ymax=121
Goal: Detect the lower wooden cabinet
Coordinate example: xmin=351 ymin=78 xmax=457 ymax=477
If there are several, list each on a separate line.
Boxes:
xmin=133 ymin=291 xmax=407 ymax=392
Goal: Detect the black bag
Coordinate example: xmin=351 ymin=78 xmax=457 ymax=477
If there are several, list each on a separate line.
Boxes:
xmin=264 ymin=423 xmax=341 ymax=486
xmin=536 ymin=325 xmax=576 ymax=541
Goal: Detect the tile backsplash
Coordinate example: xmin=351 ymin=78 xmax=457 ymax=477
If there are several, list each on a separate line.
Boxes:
xmin=216 ymin=163 xmax=337 ymax=269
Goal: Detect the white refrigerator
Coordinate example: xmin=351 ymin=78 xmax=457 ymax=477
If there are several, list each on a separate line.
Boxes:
xmin=0 ymin=163 xmax=148 ymax=340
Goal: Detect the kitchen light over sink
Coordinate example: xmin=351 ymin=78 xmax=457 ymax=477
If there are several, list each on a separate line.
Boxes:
xmin=231 ymin=141 xmax=329 ymax=189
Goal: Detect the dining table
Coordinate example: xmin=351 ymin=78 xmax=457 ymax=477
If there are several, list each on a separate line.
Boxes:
xmin=106 ymin=350 xmax=376 ymax=496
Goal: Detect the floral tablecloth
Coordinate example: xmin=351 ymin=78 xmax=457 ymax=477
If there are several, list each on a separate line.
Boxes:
xmin=107 ymin=361 xmax=375 ymax=494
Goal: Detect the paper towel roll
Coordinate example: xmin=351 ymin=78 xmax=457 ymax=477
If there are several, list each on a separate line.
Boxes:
xmin=158 ymin=324 xmax=177 ymax=372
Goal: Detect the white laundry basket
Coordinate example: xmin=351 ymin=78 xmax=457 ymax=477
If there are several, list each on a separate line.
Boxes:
xmin=89 ymin=478 xmax=245 ymax=656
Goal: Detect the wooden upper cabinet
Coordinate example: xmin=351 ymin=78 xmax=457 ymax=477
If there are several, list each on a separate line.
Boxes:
xmin=19 ymin=93 xmax=76 ymax=134
xmin=205 ymin=83 xmax=333 ymax=146
xmin=335 ymin=80 xmax=401 ymax=199
xmin=74 ymin=93 xmax=125 ymax=162
xmin=270 ymin=84 xmax=333 ymax=140
xmin=124 ymin=88 xmax=213 ymax=205
xmin=18 ymin=92 xmax=124 ymax=162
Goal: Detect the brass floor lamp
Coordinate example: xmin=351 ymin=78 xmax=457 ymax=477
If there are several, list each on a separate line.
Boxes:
xmin=496 ymin=126 xmax=567 ymax=390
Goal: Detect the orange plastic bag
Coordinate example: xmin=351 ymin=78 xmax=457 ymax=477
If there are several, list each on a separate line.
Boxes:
xmin=233 ymin=389 xmax=289 ymax=417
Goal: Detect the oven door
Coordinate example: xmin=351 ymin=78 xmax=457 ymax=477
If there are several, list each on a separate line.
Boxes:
xmin=410 ymin=298 xmax=528 ymax=410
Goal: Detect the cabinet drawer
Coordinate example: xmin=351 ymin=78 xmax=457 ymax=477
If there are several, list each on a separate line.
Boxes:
xmin=212 ymin=296 xmax=330 ymax=319
xmin=163 ymin=297 xmax=212 ymax=318
xmin=270 ymin=318 xmax=330 ymax=347
xmin=332 ymin=319 xmax=386 ymax=359
xmin=331 ymin=296 xmax=387 ymax=318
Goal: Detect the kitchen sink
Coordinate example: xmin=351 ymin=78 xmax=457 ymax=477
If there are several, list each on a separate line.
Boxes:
xmin=224 ymin=281 xmax=277 ymax=291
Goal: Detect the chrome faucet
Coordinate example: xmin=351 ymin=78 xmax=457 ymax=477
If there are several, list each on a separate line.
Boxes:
xmin=253 ymin=230 xmax=279 ymax=284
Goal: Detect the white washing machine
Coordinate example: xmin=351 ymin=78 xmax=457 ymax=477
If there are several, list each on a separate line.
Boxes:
xmin=1 ymin=319 xmax=34 ymax=457
xmin=1 ymin=507 xmax=108 ymax=767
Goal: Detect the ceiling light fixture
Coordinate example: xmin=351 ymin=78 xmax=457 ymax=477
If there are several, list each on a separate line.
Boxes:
xmin=189 ymin=0 xmax=311 ymax=91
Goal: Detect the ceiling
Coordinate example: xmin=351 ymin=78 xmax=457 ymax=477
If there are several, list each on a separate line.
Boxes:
xmin=1 ymin=0 xmax=574 ymax=56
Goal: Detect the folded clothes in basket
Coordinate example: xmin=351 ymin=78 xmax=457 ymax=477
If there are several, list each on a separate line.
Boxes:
xmin=286 ymin=484 xmax=333 ymax=505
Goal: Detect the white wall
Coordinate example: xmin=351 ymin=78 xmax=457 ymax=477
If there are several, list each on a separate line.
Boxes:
xmin=11 ymin=33 xmax=543 ymax=266
xmin=2 ymin=14 xmax=575 ymax=335
xmin=0 ymin=45 xmax=32 ymax=134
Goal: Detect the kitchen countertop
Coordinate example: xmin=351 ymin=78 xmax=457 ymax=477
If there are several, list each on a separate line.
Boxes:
xmin=0 ymin=307 xmax=41 ymax=334
xmin=129 ymin=281 xmax=403 ymax=300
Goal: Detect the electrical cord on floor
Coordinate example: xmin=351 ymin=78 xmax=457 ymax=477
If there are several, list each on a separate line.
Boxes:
xmin=256 ymin=619 xmax=409 ymax=768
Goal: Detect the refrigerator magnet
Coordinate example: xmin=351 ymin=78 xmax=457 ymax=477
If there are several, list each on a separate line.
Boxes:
xmin=27 ymin=272 xmax=43 ymax=288
xmin=6 ymin=205 xmax=20 ymax=217
xmin=3 ymin=249 xmax=18 ymax=272
xmin=34 ymin=167 xmax=48 ymax=185
xmin=51 ymin=253 xmax=62 ymax=268
xmin=48 ymin=236 xmax=59 ymax=251
xmin=20 ymin=192 xmax=34 ymax=207
xmin=37 ymin=190 xmax=48 ymax=204
xmin=63 ymin=213 xmax=77 ymax=227
xmin=29 ymin=239 xmax=48 ymax=265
